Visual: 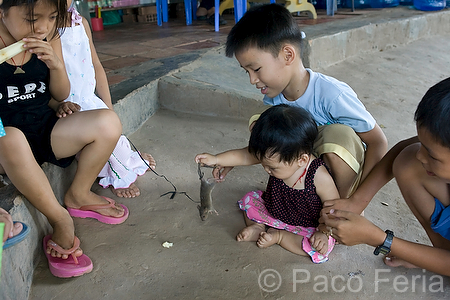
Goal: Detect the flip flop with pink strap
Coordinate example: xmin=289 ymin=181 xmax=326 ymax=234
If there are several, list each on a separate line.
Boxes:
xmin=67 ymin=196 xmax=129 ymax=225
xmin=44 ymin=234 xmax=93 ymax=278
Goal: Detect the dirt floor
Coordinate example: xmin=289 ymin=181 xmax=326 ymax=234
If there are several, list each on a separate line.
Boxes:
xmin=29 ymin=34 xmax=450 ymax=299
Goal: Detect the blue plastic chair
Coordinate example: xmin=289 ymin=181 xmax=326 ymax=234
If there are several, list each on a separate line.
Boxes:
xmin=156 ymin=0 xmax=251 ymax=32
xmin=157 ymin=0 xmax=194 ymax=26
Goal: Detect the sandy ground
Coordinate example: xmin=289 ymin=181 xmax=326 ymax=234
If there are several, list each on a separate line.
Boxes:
xmin=29 ymin=34 xmax=450 ymax=299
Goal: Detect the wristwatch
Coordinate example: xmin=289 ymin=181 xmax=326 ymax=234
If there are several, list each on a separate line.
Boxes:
xmin=373 ymin=230 xmax=394 ymax=256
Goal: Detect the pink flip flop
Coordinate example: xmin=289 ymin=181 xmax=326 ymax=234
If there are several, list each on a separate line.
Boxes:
xmin=67 ymin=196 xmax=129 ymax=225
xmin=43 ymin=235 xmax=93 ymax=278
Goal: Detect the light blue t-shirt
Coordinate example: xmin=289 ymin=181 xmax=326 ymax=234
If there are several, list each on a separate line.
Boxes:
xmin=263 ymin=69 xmax=376 ymax=133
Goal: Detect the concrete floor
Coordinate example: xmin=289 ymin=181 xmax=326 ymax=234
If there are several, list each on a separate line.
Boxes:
xmin=28 ymin=30 xmax=450 ymax=299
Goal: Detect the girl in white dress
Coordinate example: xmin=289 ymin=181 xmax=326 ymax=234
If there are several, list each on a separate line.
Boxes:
xmin=52 ymin=4 xmax=156 ymax=198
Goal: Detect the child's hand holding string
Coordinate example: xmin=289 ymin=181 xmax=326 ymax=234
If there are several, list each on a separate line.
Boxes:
xmin=195 ymin=153 xmax=217 ymax=167
xmin=195 ymin=153 xmax=226 ymax=182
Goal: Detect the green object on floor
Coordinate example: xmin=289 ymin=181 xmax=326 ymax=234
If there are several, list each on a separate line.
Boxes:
xmin=103 ymin=11 xmax=122 ymax=25
xmin=0 ymin=222 xmax=4 ymax=280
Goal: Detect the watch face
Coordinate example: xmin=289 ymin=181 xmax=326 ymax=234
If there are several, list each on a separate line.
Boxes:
xmin=379 ymin=246 xmax=390 ymax=255
xmin=374 ymin=231 xmax=394 ymax=256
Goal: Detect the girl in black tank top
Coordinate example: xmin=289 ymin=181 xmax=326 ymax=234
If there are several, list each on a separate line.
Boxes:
xmin=0 ymin=0 xmax=126 ymax=278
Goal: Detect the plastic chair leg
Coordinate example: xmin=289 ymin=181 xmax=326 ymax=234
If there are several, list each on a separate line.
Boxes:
xmin=215 ymin=0 xmax=219 ymax=31
xmin=157 ymin=0 xmax=163 ymax=26
xmin=233 ymin=0 xmax=246 ymax=23
xmin=162 ymin=0 xmax=169 ymax=22
xmin=184 ymin=0 xmax=192 ymax=25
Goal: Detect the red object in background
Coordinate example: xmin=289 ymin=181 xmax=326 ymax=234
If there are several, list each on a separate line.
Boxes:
xmin=91 ymin=17 xmax=104 ymax=31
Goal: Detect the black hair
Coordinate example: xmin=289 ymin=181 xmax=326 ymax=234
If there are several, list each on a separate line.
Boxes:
xmin=248 ymin=104 xmax=318 ymax=163
xmin=225 ymin=3 xmax=303 ymax=58
xmin=0 ymin=0 xmax=67 ymax=40
xmin=414 ymin=77 xmax=450 ymax=148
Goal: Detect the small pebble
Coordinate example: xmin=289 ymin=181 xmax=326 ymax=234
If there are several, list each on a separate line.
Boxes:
xmin=162 ymin=241 xmax=173 ymax=248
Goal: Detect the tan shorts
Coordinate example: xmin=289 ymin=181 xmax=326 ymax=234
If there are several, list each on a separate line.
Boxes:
xmin=314 ymin=124 xmax=365 ymax=195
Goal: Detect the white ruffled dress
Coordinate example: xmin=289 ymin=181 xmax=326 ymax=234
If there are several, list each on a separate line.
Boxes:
xmin=60 ymin=9 xmax=149 ymax=189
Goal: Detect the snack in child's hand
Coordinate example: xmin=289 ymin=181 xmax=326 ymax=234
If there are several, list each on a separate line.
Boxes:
xmin=0 ymin=40 xmax=26 ymax=64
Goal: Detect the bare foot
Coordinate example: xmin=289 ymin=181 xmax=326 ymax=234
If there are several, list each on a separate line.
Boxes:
xmin=0 ymin=207 xmax=22 ymax=242
xmin=65 ymin=191 xmax=125 ymax=219
xmin=110 ymin=153 xmax=156 ymax=198
xmin=141 ymin=153 xmax=156 ymax=171
xmin=236 ymin=224 xmax=265 ymax=242
xmin=10 ymin=222 xmax=23 ymax=237
xmin=309 ymin=231 xmax=329 ymax=255
xmin=46 ymin=209 xmax=83 ymax=260
xmin=383 ymin=256 xmax=419 ymax=269
xmin=257 ymin=228 xmax=281 ymax=248
xmin=111 ymin=183 xmax=140 ymax=198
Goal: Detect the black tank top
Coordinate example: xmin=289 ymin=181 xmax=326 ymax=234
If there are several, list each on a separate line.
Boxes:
xmin=0 ymin=54 xmax=53 ymax=133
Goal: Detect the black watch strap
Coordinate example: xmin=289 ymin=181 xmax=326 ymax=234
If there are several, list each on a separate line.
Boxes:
xmin=373 ymin=230 xmax=394 ymax=256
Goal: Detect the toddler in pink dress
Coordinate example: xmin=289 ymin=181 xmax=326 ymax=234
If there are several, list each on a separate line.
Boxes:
xmin=196 ymin=105 xmax=338 ymax=263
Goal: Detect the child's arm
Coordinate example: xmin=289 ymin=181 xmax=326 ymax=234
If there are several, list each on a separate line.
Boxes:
xmin=310 ymin=166 xmax=339 ymax=255
xmin=356 ymin=123 xmax=388 ymax=183
xmin=195 ymin=147 xmax=260 ymax=180
xmin=323 ymin=209 xmax=450 ymax=276
xmin=314 ymin=165 xmax=340 ymax=202
xmin=26 ymin=37 xmax=70 ymax=101
xmin=195 ymin=147 xmax=259 ymax=167
xmin=323 ymin=136 xmax=419 ymax=214
xmin=82 ymin=17 xmax=113 ymax=109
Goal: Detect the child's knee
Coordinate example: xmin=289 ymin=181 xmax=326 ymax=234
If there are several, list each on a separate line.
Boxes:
xmin=0 ymin=127 xmax=28 ymax=151
xmin=0 ymin=128 xmax=32 ymax=163
xmin=96 ymin=110 xmax=122 ymax=139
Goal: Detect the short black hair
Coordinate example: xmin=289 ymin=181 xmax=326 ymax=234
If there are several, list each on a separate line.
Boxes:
xmin=225 ymin=4 xmax=303 ymax=58
xmin=415 ymin=77 xmax=450 ymax=148
xmin=1 ymin=0 xmax=68 ymax=40
xmin=248 ymin=104 xmax=318 ymax=163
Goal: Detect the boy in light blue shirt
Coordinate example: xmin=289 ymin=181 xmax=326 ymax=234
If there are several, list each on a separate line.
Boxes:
xmin=222 ymin=4 xmax=388 ymax=198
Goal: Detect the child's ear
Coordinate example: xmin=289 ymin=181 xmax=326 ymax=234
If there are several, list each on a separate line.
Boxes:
xmin=297 ymin=154 xmax=309 ymax=166
xmin=281 ymin=45 xmax=296 ymax=65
